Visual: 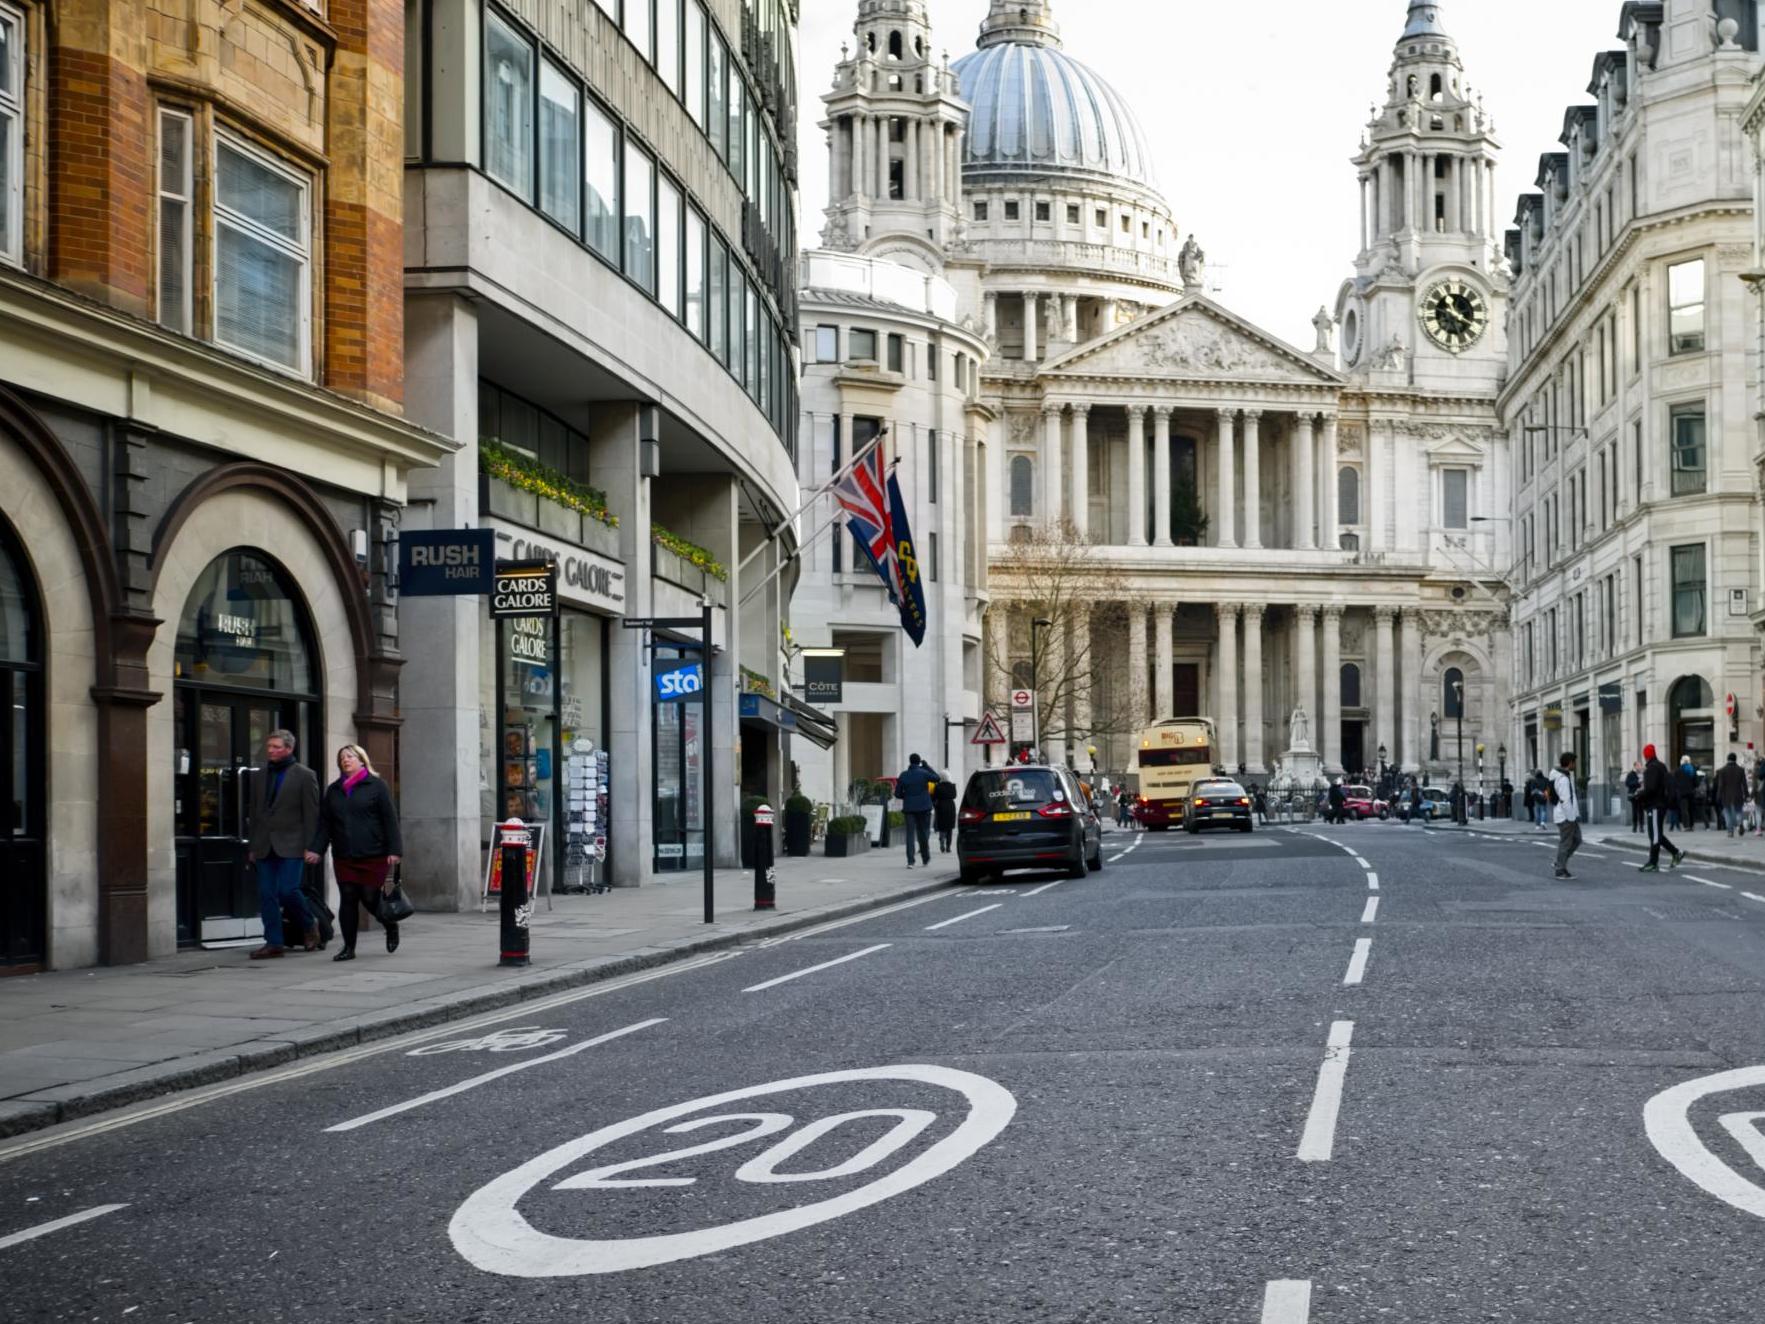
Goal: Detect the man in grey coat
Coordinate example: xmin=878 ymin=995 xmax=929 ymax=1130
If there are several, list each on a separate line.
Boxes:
xmin=1715 ymin=752 xmax=1749 ymax=837
xmin=246 ymin=729 xmax=321 ymax=959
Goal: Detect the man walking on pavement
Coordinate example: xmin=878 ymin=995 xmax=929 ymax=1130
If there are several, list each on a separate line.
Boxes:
xmin=895 ymin=753 xmax=938 ymax=869
xmin=245 ymin=728 xmax=321 ymax=959
xmin=1638 ymin=743 xmax=1685 ymax=873
xmin=1716 ymin=752 xmax=1748 ymax=837
xmin=1625 ymin=762 xmax=1643 ymax=832
xmin=1550 ymin=752 xmax=1581 ymax=880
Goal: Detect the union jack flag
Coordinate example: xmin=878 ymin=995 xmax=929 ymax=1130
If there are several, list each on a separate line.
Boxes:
xmin=831 ymin=441 xmax=898 ymax=605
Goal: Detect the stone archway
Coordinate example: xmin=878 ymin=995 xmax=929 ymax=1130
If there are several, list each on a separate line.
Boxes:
xmin=145 ymin=485 xmax=366 ymax=954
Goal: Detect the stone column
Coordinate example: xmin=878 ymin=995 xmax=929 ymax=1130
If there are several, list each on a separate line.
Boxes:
xmin=1126 ymin=604 xmax=1148 ymax=732
xmin=983 ymin=291 xmax=998 ymax=345
xmin=1400 ymin=607 xmax=1423 ymax=771
xmin=1071 ymin=610 xmax=1092 ymax=767
xmin=1041 ymin=403 xmax=1064 ymax=522
xmin=1216 ymin=602 xmax=1240 ymax=770
xmin=1153 ymin=406 xmax=1173 ymax=547
xmin=1321 ymin=605 xmax=1344 ymax=773
xmin=1069 ymin=403 xmax=1091 ymax=539
xmin=1215 ymin=408 xmax=1237 ymax=548
xmin=1126 ymin=405 xmax=1148 ymax=547
xmin=1295 ymin=412 xmax=1317 ymax=550
xmin=906 ymin=120 xmax=920 ymax=201
xmin=1319 ymin=414 xmax=1339 ymax=551
xmin=1024 ymin=292 xmax=1040 ymax=363
xmin=1243 ymin=604 xmax=1266 ymax=772
xmin=1367 ymin=419 xmax=1388 ymax=551
xmin=1153 ymin=604 xmax=1174 ymax=720
xmin=1374 ymin=606 xmax=1397 ymax=768
xmin=1295 ymin=604 xmax=1318 ymax=756
xmin=1045 ymin=616 xmax=1067 ymax=767
xmin=1242 ymin=409 xmax=1262 ymax=549
xmin=1063 ymin=294 xmax=1079 ymax=342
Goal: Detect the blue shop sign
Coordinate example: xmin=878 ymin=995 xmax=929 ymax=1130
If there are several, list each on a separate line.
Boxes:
xmin=656 ymin=661 xmax=705 ymax=701
xmin=399 ymin=529 xmax=496 ymax=596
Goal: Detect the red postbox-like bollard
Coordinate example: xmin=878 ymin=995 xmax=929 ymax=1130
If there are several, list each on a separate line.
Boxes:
xmin=498 ymin=817 xmax=532 ymax=967
xmin=753 ymin=803 xmax=776 ymax=911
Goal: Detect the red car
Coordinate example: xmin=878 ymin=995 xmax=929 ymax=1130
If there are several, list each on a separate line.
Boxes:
xmin=1340 ymin=784 xmax=1377 ymax=819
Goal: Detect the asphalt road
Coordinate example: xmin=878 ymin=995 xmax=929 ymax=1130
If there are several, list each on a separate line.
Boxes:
xmin=7 ymin=822 xmax=1765 ymax=1321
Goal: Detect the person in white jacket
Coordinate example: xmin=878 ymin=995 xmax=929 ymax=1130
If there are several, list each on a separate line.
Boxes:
xmin=1550 ymin=752 xmax=1581 ymax=879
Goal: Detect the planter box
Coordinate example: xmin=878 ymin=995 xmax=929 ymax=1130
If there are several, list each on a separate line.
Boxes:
xmin=653 ymin=544 xmax=707 ymax=594
xmin=824 ymin=831 xmax=869 ymax=858
xmin=581 ymin=517 xmax=621 ymax=560
xmin=784 ymin=809 xmax=812 ymax=857
xmin=481 ymin=473 xmax=538 ymax=528
xmin=537 ymin=494 xmax=582 ymax=542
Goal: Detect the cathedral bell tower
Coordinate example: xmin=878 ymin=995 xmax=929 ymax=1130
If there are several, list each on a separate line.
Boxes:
xmin=1336 ymin=1 xmax=1508 ymax=391
xmin=819 ymin=0 xmax=968 ymax=270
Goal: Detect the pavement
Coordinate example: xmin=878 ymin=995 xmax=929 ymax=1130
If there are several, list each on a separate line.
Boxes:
xmin=1427 ymin=811 xmax=1765 ymax=870
xmin=0 ymin=842 xmax=969 ymax=1138
xmin=9 ymin=821 xmax=1765 ymax=1319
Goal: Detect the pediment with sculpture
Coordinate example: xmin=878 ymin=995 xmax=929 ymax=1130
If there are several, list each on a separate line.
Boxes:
xmin=1041 ymin=296 xmax=1345 ymax=388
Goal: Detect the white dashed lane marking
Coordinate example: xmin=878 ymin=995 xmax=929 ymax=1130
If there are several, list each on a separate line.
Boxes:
xmin=1343 ymin=938 xmax=1373 ymax=987
xmin=1361 ymin=896 xmax=1380 ymax=924
xmin=0 ymin=1204 xmax=128 ymax=1252
xmin=1297 ymin=1021 xmax=1355 ymax=1162
xmin=742 ymin=945 xmax=892 ymax=993
xmin=1260 ymin=1279 xmax=1313 ymax=1323
xmin=925 ymin=904 xmax=1003 ymax=931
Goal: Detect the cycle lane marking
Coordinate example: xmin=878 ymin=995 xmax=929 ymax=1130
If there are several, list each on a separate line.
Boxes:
xmin=325 ymin=1019 xmax=666 ymax=1133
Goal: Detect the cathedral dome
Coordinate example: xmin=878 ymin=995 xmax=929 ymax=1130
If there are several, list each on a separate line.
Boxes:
xmin=953 ymin=30 xmax=1158 ymax=194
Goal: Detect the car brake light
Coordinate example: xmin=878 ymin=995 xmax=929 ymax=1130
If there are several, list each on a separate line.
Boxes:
xmin=1037 ymin=801 xmax=1074 ymax=819
xmin=959 ymin=807 xmax=985 ymax=824
xmin=1238 ymin=798 xmax=1250 ymax=806
xmin=1195 ymin=799 xmax=1210 ymax=807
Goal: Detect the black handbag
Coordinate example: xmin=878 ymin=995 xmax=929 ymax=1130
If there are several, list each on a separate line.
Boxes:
xmin=380 ymin=867 xmax=415 ymax=923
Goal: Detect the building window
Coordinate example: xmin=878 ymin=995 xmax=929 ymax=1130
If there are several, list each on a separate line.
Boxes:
xmin=623 ymin=0 xmax=652 ymax=59
xmin=928 ymin=429 xmax=939 ymax=503
xmin=1443 ymin=667 xmax=1465 ymax=719
xmin=485 ymin=10 xmax=536 ymax=199
xmin=1340 ymin=663 xmax=1362 ymax=708
xmin=684 ymin=2 xmax=705 ymax=126
xmin=684 ymin=206 xmax=706 ymax=338
xmin=1337 ymin=466 xmax=1361 ymax=525
xmin=0 ymin=2 xmax=22 ymax=266
xmin=886 ymin=334 xmax=903 ymax=372
xmin=849 ymin=328 xmax=877 ymax=361
xmin=709 ymin=236 xmax=727 ymax=365
xmin=1034 ymin=201 xmax=1050 ymax=222
xmin=583 ymin=97 xmax=620 ymax=261
xmin=156 ymin=108 xmax=194 ymax=334
xmin=656 ymin=173 xmax=681 ymax=318
xmin=928 ymin=531 xmax=939 ymax=582
xmin=1668 ymin=258 xmax=1705 ymax=354
xmin=1120 ymin=214 xmax=1131 ymax=233
xmin=973 ymin=201 xmax=988 ymax=221
xmin=623 ymin=140 xmax=655 ymax=292
xmin=539 ymin=60 xmax=581 ymax=231
xmin=213 ymin=136 xmax=311 ymax=373
xmin=707 ymin=28 xmax=726 ymax=160
xmin=1441 ymin=468 xmax=1469 ymax=529
xmin=1670 ymin=404 xmax=1706 ymax=496
xmin=657 ymin=0 xmax=681 ymax=95
xmin=927 ymin=346 xmax=938 ymax=381
xmin=813 ymin=325 xmax=837 ymax=363
xmin=1004 ymin=200 xmax=1019 ymax=221
xmin=1671 ymin=544 xmax=1707 ymax=637
xmin=1009 ymin=455 xmax=1033 ymax=516
xmin=1066 ymin=204 xmax=1080 ymax=224
xmin=1094 ymin=207 xmax=1106 ymax=227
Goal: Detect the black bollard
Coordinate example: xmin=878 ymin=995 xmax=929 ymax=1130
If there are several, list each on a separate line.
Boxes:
xmin=753 ymin=804 xmax=776 ymax=911
xmin=498 ymin=818 xmax=531 ymax=967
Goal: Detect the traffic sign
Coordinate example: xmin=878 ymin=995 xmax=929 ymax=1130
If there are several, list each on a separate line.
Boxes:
xmin=1011 ymin=689 xmax=1033 ymax=710
xmin=971 ymin=712 xmax=1008 ymax=746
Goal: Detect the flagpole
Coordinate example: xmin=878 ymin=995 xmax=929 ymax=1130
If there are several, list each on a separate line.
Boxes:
xmin=736 ymin=450 xmax=904 ymax=608
xmin=733 ymin=427 xmax=890 ymax=579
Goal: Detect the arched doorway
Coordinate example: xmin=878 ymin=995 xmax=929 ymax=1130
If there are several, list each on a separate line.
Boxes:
xmin=173 ymin=550 xmax=322 ymax=946
xmin=1670 ymin=675 xmax=1715 ymax=773
xmin=0 ymin=516 xmax=44 ymax=968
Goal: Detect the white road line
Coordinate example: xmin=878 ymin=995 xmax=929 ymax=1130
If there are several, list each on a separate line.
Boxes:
xmin=1261 ymin=1279 xmax=1313 ymax=1323
xmin=1343 ymin=938 xmax=1373 ymax=986
xmin=1349 ymin=855 xmax=1369 ymax=868
xmin=1365 ymin=871 xmax=1379 ymax=891
xmin=0 ymin=1204 xmax=128 ymax=1252
xmin=325 ymin=1018 xmax=665 ymax=1133
xmin=1361 ymin=896 xmax=1379 ymax=924
xmin=0 ymin=952 xmax=743 ymax=1165
xmin=1683 ymin=873 xmax=1727 ymax=888
xmin=1023 ymin=878 xmax=1066 ymax=897
xmin=755 ymin=889 xmax=956 ymax=947
xmin=1744 ymin=892 xmax=1765 ymax=905
xmin=741 ymin=945 xmax=891 ymax=993
xmin=1297 ymin=1021 xmax=1355 ymax=1162
xmin=925 ymin=903 xmax=1004 ymax=931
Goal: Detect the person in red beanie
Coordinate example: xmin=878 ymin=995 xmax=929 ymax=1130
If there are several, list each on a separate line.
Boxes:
xmin=1637 ymin=743 xmax=1683 ymax=872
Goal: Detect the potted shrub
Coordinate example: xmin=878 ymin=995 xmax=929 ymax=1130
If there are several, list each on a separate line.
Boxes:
xmin=824 ymin=814 xmax=870 ymax=857
xmin=784 ymin=792 xmax=813 ymax=857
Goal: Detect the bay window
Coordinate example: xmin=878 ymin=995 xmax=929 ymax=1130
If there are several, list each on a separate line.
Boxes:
xmin=485 ymin=10 xmax=535 ymax=198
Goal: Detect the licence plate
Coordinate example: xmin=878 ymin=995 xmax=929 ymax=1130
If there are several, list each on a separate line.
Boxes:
xmin=1212 ymin=811 xmax=1235 ymax=819
xmin=993 ymin=812 xmax=1032 ymax=822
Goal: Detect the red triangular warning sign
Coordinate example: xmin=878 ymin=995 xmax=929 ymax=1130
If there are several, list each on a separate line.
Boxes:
xmin=971 ymin=711 xmax=1008 ymax=745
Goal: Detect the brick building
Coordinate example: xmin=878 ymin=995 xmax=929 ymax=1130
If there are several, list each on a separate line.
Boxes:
xmin=0 ymin=0 xmax=449 ymax=970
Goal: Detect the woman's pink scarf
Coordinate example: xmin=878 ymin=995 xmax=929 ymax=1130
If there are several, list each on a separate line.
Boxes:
xmin=342 ymin=768 xmax=370 ymax=796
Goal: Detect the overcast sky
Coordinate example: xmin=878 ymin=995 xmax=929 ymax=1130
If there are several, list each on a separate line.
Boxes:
xmin=796 ymin=0 xmax=1620 ymax=346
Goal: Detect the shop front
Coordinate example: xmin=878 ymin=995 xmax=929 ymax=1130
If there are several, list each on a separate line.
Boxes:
xmin=0 ymin=514 xmax=43 ymax=969
xmin=483 ymin=523 xmax=624 ymax=892
xmin=172 ymin=550 xmax=323 ymax=946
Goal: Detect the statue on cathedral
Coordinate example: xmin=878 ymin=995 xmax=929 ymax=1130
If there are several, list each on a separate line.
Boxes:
xmin=1312 ymin=306 xmax=1335 ymax=356
xmin=1289 ymin=705 xmax=1312 ymax=753
xmin=1178 ymin=236 xmax=1206 ymax=290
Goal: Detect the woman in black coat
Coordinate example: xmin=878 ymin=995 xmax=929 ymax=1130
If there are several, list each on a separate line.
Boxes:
xmin=310 ymin=744 xmax=404 ymax=961
xmin=932 ymin=777 xmax=958 ymax=854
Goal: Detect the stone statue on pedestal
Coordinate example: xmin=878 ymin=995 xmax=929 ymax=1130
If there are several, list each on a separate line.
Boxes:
xmin=1289 ymin=704 xmax=1312 ymax=752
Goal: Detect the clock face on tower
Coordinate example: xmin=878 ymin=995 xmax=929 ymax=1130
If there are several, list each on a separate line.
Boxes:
xmin=1419 ymin=280 xmax=1489 ymax=353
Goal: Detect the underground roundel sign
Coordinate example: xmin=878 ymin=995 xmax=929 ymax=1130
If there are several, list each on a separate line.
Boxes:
xmin=449 ymin=1065 xmax=1015 ymax=1276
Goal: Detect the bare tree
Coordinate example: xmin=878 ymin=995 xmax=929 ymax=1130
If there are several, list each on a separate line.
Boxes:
xmin=984 ymin=520 xmax=1137 ymax=758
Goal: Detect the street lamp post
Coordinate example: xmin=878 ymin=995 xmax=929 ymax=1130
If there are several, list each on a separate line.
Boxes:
xmin=1376 ymin=742 xmax=1389 ymax=799
xmin=1453 ymin=680 xmax=1465 ymax=790
xmin=1497 ymin=742 xmax=1508 ymax=816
